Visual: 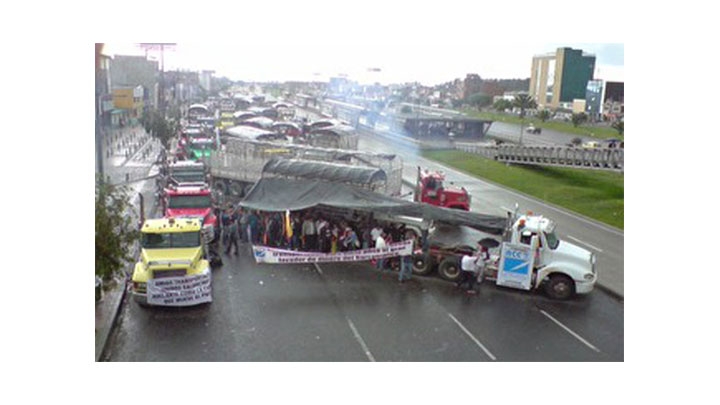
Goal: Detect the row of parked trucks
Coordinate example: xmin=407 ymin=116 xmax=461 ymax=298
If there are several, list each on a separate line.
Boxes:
xmin=131 ymin=99 xmax=597 ymax=307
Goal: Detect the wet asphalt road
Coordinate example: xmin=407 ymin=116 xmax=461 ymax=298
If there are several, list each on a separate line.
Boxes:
xmin=104 ymin=245 xmax=623 ymax=362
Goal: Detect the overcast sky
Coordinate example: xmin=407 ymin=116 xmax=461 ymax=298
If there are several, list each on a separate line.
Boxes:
xmin=104 ymin=42 xmax=623 ymax=86
xmin=99 ymin=0 xmax=627 ymax=86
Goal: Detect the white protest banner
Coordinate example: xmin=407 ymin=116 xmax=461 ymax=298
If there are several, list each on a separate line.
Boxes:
xmin=147 ymin=271 xmax=212 ymax=306
xmin=252 ymin=240 xmax=413 ymax=264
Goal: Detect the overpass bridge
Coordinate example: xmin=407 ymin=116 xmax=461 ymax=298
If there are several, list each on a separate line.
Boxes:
xmin=454 ymin=142 xmax=624 ymax=172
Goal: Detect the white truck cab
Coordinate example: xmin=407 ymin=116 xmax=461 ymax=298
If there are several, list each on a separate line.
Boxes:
xmin=502 ymin=214 xmax=597 ymax=299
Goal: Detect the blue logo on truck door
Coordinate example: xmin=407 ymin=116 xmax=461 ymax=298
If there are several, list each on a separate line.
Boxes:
xmin=503 ymin=257 xmax=530 ymax=274
xmin=497 ymin=242 xmax=535 ymax=290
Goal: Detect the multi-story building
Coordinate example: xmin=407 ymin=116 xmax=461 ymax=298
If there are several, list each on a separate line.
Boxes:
xmin=585 ymin=80 xmax=624 ymax=121
xmin=112 ymin=86 xmax=144 ymax=126
xmin=462 ymin=74 xmax=482 ymax=100
xmin=199 ymin=70 xmax=214 ymax=93
xmin=529 ymin=47 xmax=596 ymax=109
xmin=96 ymin=48 xmax=114 ymax=128
xmin=110 ymin=55 xmax=159 ymax=109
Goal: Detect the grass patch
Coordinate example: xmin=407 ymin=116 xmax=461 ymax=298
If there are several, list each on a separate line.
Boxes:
xmin=461 ymin=109 xmax=622 ymax=140
xmin=422 ymin=149 xmax=624 ymax=229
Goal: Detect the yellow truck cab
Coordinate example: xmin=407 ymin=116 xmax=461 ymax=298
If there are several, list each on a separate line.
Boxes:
xmin=131 ymin=217 xmax=212 ymax=306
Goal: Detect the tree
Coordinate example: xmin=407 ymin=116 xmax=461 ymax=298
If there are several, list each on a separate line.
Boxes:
xmin=493 ymin=99 xmax=512 ymax=112
xmin=571 ymin=112 xmax=588 ymax=127
xmin=512 ymin=94 xmax=537 ymax=118
xmin=95 ymin=176 xmax=139 ymax=281
xmin=537 ymin=109 xmax=551 ymax=122
xmin=612 ymin=120 xmax=624 ymax=135
xmin=142 ymin=108 xmax=177 ymax=149
xmin=467 ymin=92 xmax=493 ymax=110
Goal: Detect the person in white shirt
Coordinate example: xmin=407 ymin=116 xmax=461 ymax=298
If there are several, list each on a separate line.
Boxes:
xmin=458 ymin=244 xmax=489 ymax=294
xmin=375 ymin=231 xmax=387 ymax=271
xmin=370 ymin=225 xmax=383 ymax=247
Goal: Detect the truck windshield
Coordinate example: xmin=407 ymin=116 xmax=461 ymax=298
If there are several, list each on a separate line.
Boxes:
xmin=190 ymin=142 xmax=213 ymax=150
xmin=168 ymin=195 xmax=211 ymax=209
xmin=170 ymin=172 xmax=205 ymax=183
xmin=142 ymin=231 xmax=200 ymax=248
xmin=544 ymin=231 xmax=560 ymax=250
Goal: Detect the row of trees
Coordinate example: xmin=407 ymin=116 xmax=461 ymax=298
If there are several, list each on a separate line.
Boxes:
xmin=493 ymin=94 xmax=624 ymax=134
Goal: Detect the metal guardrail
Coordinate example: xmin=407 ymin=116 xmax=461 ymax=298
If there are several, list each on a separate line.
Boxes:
xmin=454 ymin=142 xmax=624 ymax=172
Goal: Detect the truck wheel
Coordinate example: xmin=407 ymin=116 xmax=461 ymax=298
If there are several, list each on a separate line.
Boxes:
xmin=389 ymin=257 xmax=400 ymax=272
xmin=229 ymin=182 xmax=244 ymax=197
xmin=412 ymin=254 xmax=435 ymax=276
xmin=438 ymin=257 xmax=462 ymax=282
xmin=214 ymin=181 xmax=228 ymax=196
xmin=544 ymin=274 xmax=575 ymax=300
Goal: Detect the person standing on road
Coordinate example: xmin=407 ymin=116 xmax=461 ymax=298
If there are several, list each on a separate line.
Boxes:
xmin=398 ymin=232 xmax=416 ymax=283
xmin=475 ymin=245 xmax=490 ymax=285
xmin=370 ymin=224 xmax=381 ymax=247
xmin=374 ymin=231 xmax=388 ymax=271
xmin=316 ymin=216 xmax=330 ymax=252
xmin=458 ymin=254 xmax=479 ymax=294
xmin=291 ymin=213 xmax=302 ymax=250
xmin=223 ymin=206 xmax=240 ymax=255
xmin=238 ymin=208 xmax=248 ymax=244
xmin=302 ymin=214 xmax=317 ymax=251
xmin=457 ymin=244 xmax=490 ymax=293
xmin=247 ymin=210 xmax=261 ymax=245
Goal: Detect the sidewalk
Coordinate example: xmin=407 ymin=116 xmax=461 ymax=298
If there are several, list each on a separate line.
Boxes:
xmin=95 ymin=276 xmax=127 ymax=361
xmin=95 ymin=131 xmax=159 ymax=362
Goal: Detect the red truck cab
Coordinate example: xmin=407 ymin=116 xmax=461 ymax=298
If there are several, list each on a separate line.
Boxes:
xmin=415 ymin=167 xmax=471 ymax=211
xmin=163 ymin=185 xmax=218 ymax=242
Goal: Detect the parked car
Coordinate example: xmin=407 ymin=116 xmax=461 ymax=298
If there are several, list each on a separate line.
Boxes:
xmin=526 ymin=125 xmax=541 ymax=134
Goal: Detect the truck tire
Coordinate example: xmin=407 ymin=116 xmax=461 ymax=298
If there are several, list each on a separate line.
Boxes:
xmin=213 ymin=180 xmax=228 ymax=197
xmin=387 ymin=257 xmax=402 ymax=272
xmin=544 ymin=274 xmax=575 ymax=300
xmin=229 ymin=182 xmax=245 ymax=197
xmin=438 ymin=257 xmax=462 ymax=282
xmin=412 ymin=253 xmax=435 ymax=276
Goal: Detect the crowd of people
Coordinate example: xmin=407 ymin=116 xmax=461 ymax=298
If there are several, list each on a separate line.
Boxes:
xmin=214 ymin=205 xmax=420 ymax=283
xmin=214 ymin=204 xmax=489 ymax=290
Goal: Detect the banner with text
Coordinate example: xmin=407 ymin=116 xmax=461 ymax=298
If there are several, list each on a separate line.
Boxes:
xmin=147 ymin=272 xmax=212 ymax=306
xmin=252 ymin=240 xmax=413 ymax=264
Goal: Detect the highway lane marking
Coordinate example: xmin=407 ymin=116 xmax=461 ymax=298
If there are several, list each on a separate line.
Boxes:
xmin=346 ymin=317 xmax=376 ymax=362
xmin=448 ymin=313 xmax=497 ymax=361
xmin=313 ymin=263 xmax=375 ymax=362
xmin=539 ymin=309 xmax=601 ymax=353
xmin=566 ymin=235 xmax=604 ymax=253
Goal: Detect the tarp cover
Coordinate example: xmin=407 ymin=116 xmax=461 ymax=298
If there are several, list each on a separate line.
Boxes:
xmin=239 ymin=178 xmax=507 ymax=235
xmin=262 ymin=158 xmax=386 ymax=185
